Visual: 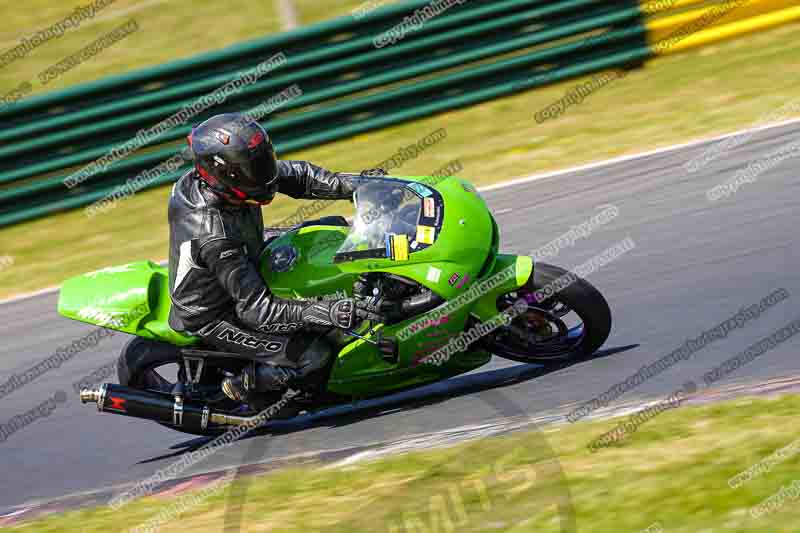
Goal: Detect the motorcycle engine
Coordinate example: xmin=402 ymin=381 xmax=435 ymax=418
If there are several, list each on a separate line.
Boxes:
xmin=354 ymin=273 xmax=443 ymax=324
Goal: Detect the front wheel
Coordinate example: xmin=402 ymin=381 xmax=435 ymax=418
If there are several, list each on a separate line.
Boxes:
xmin=486 ymin=262 xmax=611 ymax=363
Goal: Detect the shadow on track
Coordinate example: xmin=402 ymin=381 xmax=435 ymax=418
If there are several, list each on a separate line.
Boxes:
xmin=137 ymin=343 xmax=638 ymax=463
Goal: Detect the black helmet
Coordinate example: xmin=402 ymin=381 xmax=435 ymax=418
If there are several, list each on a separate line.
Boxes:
xmin=188 ymin=113 xmax=279 ymax=205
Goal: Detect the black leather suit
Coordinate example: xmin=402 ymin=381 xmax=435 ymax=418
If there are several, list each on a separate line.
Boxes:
xmin=167 ymin=160 xmax=358 ymax=391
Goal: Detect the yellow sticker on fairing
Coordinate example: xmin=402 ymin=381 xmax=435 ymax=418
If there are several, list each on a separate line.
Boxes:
xmin=392 ymin=234 xmax=409 ymax=261
xmin=416 ymin=225 xmax=435 ymax=244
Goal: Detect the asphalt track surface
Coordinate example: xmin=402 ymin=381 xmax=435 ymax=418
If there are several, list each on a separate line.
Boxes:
xmin=1 ymin=121 xmax=798 ymax=513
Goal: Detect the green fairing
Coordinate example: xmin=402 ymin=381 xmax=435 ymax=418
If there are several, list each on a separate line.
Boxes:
xmin=58 ymin=260 xmax=199 ymax=346
xmin=259 ymin=225 xmax=355 ymax=300
xmin=57 ymin=175 xmax=533 ymax=397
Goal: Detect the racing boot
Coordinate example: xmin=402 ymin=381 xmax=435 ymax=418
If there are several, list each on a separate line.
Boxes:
xmin=221 ymin=374 xmax=247 ymax=403
xmin=222 ymin=336 xmax=332 ymax=402
xmin=221 ymin=363 xmax=300 ymax=402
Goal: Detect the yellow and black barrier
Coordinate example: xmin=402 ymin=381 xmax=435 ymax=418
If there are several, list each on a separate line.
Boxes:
xmin=642 ymin=0 xmax=800 ymax=55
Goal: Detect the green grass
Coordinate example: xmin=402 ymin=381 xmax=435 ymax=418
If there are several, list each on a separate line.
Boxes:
xmin=0 ymin=0 xmax=282 ymax=96
xmin=16 ymin=394 xmax=800 ymax=532
xmin=294 ymin=0 xmax=377 ymax=24
xmin=0 ymin=0 xmax=401 ymax=95
xmin=0 ymin=20 xmax=799 ymax=298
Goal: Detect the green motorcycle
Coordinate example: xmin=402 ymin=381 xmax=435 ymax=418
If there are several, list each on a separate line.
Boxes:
xmin=61 ymin=174 xmax=611 ymax=436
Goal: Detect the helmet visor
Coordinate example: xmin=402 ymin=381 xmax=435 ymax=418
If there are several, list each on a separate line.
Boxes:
xmin=228 ymin=148 xmax=279 ymax=202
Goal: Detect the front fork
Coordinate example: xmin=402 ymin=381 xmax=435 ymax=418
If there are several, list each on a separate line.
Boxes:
xmin=470 ymin=254 xmax=533 ymax=322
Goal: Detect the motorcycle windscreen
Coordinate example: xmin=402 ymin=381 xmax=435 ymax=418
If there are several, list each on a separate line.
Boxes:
xmin=336 ymin=180 xmax=422 ymax=259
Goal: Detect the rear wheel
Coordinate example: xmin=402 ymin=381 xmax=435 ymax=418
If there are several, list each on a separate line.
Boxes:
xmin=117 ymin=337 xmax=310 ymax=435
xmin=118 ymin=337 xmax=181 ymax=391
xmin=117 ymin=337 xmax=234 ymax=436
xmin=487 ymin=262 xmax=611 ymax=363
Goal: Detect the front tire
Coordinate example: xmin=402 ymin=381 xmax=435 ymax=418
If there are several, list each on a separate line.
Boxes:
xmin=488 ymin=262 xmax=612 ymax=363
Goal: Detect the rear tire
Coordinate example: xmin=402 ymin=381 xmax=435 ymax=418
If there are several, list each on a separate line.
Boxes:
xmin=117 ymin=337 xmax=181 ymax=389
xmin=118 ymin=337 xmax=225 ymax=437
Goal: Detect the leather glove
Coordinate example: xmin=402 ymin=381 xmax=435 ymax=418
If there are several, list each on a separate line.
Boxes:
xmin=300 ymin=297 xmax=385 ymax=330
xmin=356 ymin=296 xmax=402 ymax=323
xmin=351 ymin=275 xmax=401 ymax=322
xmin=355 ymin=295 xmax=400 ymax=323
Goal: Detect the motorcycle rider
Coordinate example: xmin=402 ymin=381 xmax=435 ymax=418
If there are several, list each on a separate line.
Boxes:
xmin=168 ymin=113 xmax=383 ymax=403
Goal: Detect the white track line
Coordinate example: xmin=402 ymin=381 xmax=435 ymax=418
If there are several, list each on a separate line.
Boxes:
xmin=0 ymin=285 xmax=61 ymax=305
xmin=2 ymin=116 xmax=799 ymax=307
xmin=478 ymin=116 xmax=800 ymax=193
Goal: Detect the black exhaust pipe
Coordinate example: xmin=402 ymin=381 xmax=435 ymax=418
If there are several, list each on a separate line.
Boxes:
xmin=80 ymin=384 xmax=273 ymax=430
xmin=80 ymin=384 xmax=210 ymax=432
